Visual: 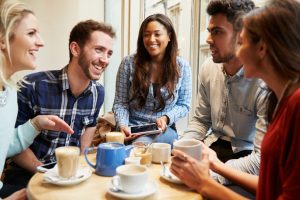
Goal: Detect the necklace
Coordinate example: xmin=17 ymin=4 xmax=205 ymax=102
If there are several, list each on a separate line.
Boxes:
xmin=272 ymin=79 xmax=297 ymax=119
xmin=0 ymin=87 xmax=7 ymax=107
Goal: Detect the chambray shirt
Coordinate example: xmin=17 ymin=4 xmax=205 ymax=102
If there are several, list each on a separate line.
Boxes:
xmin=113 ymin=55 xmax=192 ymax=127
xmin=183 ymin=58 xmax=268 ymax=183
xmin=16 ymin=66 xmax=104 ymax=163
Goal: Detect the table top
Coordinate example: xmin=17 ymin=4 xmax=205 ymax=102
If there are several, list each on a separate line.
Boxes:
xmin=27 ymin=154 xmax=203 ymax=200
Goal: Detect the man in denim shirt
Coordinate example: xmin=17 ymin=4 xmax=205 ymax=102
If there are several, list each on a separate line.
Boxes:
xmin=182 ymin=0 xmax=268 ymax=186
xmin=3 ymin=20 xmax=115 ymax=190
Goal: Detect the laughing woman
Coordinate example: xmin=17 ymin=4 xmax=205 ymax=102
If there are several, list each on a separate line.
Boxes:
xmin=0 ymin=1 xmax=73 ymax=199
xmin=113 ymin=14 xmax=192 ymax=145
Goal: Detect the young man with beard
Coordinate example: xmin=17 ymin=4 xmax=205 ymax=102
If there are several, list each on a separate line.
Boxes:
xmin=182 ymin=0 xmax=268 ymax=187
xmin=3 ymin=20 xmax=115 ymax=189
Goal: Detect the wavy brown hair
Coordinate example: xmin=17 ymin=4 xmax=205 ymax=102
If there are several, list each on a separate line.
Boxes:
xmin=243 ymin=0 xmax=300 ymax=121
xmin=132 ymin=14 xmax=179 ymax=111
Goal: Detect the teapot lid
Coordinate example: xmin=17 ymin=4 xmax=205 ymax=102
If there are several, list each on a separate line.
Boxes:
xmin=100 ymin=142 xmax=124 ymax=149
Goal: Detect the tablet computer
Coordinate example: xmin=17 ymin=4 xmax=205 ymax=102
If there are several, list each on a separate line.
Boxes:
xmin=130 ymin=123 xmax=162 ymax=136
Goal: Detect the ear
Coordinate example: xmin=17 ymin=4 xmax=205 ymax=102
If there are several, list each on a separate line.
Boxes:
xmin=69 ymin=41 xmax=80 ymax=57
xmin=0 ymin=40 xmax=6 ymax=50
xmin=258 ymin=40 xmax=267 ymax=59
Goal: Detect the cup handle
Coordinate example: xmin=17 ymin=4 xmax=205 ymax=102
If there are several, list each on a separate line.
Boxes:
xmin=111 ymin=176 xmax=122 ymax=190
xmin=84 ymin=147 xmax=96 ymax=169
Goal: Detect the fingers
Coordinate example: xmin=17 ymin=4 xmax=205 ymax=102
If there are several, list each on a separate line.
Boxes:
xmin=156 ymin=116 xmax=168 ymax=132
xmin=34 ymin=115 xmax=74 ymax=134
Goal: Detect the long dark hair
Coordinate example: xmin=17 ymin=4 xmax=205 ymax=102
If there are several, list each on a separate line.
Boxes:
xmin=243 ymin=0 xmax=300 ymax=121
xmin=131 ymin=14 xmax=179 ymax=111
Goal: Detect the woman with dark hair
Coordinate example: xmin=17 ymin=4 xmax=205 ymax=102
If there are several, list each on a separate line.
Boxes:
xmin=170 ymin=0 xmax=300 ymax=199
xmin=113 ymin=14 xmax=192 ymax=144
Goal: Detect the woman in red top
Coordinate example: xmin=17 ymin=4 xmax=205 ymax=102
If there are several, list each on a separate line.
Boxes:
xmin=170 ymin=0 xmax=300 ymax=199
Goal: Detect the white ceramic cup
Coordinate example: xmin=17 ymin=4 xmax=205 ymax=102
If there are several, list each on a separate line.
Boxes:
xmin=55 ymin=146 xmax=80 ymax=178
xmin=125 ymin=157 xmax=141 ymax=165
xmin=111 ymin=164 xmax=148 ymax=193
xmin=151 ymin=143 xmax=171 ymax=163
xmin=106 ymin=132 xmax=125 ymax=144
xmin=173 ymin=139 xmax=202 ymax=161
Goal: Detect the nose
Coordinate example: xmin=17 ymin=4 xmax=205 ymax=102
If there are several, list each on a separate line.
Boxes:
xmin=99 ymin=53 xmax=109 ymax=65
xmin=149 ymin=34 xmax=155 ymax=42
xmin=206 ymin=33 xmax=213 ymax=45
xmin=36 ymin=33 xmax=44 ymax=47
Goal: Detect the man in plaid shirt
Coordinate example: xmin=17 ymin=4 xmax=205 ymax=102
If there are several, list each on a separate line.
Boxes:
xmin=3 ymin=20 xmax=115 ymax=190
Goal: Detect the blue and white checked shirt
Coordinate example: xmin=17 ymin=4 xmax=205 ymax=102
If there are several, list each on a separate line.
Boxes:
xmin=16 ymin=66 xmax=104 ymax=163
xmin=113 ymin=55 xmax=192 ymax=127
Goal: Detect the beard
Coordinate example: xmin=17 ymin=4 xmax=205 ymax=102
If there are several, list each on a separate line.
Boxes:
xmin=212 ymin=52 xmax=235 ymax=63
xmin=78 ymin=51 xmax=95 ymax=80
xmin=212 ymin=34 xmax=237 ymax=63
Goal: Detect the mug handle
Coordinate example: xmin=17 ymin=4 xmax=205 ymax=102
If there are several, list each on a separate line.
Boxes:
xmin=84 ymin=147 xmax=97 ymax=169
xmin=111 ymin=176 xmax=122 ymax=190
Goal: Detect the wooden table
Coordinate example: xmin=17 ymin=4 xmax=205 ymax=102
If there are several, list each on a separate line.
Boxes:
xmin=27 ymin=154 xmax=203 ymax=200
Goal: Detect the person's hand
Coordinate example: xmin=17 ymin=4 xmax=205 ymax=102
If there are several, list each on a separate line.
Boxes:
xmin=31 ymin=115 xmax=73 ymax=134
xmin=120 ymin=126 xmax=139 ymax=142
xmin=156 ymin=116 xmax=168 ymax=132
xmin=4 ymin=188 xmax=27 ymax=200
xmin=170 ymin=149 xmax=211 ymax=194
xmin=200 ymin=141 xmax=220 ymax=164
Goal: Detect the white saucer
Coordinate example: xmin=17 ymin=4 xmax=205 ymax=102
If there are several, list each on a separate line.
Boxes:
xmin=107 ymin=180 xmax=157 ymax=199
xmin=160 ymin=167 xmax=183 ymax=184
xmin=43 ymin=166 xmax=92 ymax=186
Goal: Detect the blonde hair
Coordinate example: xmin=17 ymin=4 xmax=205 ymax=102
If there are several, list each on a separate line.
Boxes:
xmin=0 ymin=0 xmax=33 ymax=86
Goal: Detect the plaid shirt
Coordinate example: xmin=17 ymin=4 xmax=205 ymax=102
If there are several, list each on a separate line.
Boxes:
xmin=16 ymin=66 xmax=104 ymax=163
xmin=113 ymin=55 xmax=192 ymax=127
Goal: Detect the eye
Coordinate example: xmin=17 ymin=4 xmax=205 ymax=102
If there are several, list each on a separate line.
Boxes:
xmin=211 ymin=29 xmax=221 ymax=36
xmin=143 ymin=33 xmax=150 ymax=38
xmin=28 ymin=30 xmax=36 ymax=37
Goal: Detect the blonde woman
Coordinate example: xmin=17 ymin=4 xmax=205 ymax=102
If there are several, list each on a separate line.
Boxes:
xmin=0 ymin=1 xmax=73 ymax=199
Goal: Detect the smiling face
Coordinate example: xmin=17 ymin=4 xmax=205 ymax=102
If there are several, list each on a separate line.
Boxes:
xmin=78 ymin=31 xmax=114 ymax=80
xmin=206 ymin=13 xmax=238 ymax=63
xmin=143 ymin=21 xmax=170 ymax=61
xmin=8 ymin=13 xmax=44 ymax=75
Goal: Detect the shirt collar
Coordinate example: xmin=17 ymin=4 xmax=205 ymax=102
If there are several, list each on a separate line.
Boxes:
xmin=59 ymin=65 xmax=93 ymax=95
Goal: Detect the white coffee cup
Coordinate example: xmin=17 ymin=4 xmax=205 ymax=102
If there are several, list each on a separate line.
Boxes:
xmin=111 ymin=165 xmax=148 ymax=193
xmin=173 ymin=139 xmax=202 ymax=160
xmin=55 ymin=146 xmax=80 ymax=178
xmin=106 ymin=132 xmax=125 ymax=144
xmin=125 ymin=157 xmax=141 ymax=165
xmin=151 ymin=143 xmax=171 ymax=163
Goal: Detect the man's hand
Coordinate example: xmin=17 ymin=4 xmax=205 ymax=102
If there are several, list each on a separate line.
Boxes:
xmin=31 ymin=115 xmax=74 ymax=134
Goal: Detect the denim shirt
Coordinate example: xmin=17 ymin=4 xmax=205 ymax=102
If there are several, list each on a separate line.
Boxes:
xmin=183 ymin=58 xmax=268 ymax=183
xmin=113 ymin=54 xmax=192 ymax=127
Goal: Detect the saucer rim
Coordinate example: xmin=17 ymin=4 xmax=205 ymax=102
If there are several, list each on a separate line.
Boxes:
xmin=43 ymin=167 xmax=92 ymax=186
xmin=160 ymin=168 xmax=183 ymax=184
xmin=107 ymin=179 xmax=157 ymax=199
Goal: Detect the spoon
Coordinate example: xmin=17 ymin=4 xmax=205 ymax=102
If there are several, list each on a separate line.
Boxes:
xmin=160 ymin=161 xmax=172 ymax=179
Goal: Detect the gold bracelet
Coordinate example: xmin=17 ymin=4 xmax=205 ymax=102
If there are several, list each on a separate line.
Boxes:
xmin=30 ymin=119 xmax=42 ymax=132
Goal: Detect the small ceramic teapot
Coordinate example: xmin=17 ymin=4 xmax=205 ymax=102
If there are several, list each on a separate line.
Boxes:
xmin=84 ymin=142 xmax=133 ymax=177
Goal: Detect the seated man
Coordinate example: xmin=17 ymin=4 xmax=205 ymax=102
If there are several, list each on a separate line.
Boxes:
xmin=3 ymin=19 xmax=116 ymax=189
xmin=182 ymin=0 xmax=268 ymax=187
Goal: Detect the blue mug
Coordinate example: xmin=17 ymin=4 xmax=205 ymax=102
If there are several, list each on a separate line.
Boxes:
xmin=84 ymin=142 xmax=133 ymax=177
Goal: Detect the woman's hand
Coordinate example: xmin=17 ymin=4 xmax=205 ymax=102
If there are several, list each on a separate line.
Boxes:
xmin=170 ymin=149 xmax=211 ymax=194
xmin=4 ymin=188 xmax=27 ymax=200
xmin=156 ymin=116 xmax=168 ymax=132
xmin=31 ymin=115 xmax=73 ymax=134
xmin=120 ymin=126 xmax=139 ymax=142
